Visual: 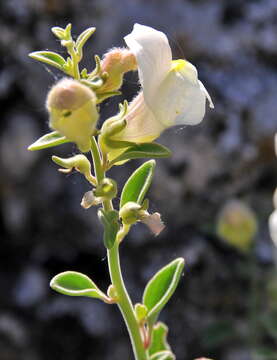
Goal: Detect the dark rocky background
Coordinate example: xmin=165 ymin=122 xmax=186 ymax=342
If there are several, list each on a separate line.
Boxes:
xmin=0 ymin=0 xmax=277 ymax=359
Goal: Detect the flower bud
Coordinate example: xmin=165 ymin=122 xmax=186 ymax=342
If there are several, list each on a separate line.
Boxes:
xmin=100 ymin=48 xmax=137 ymax=92
xmin=46 ymin=78 xmax=99 ymax=152
xmin=52 ymin=154 xmax=96 ymax=185
xmin=217 ymin=200 xmax=258 ymax=253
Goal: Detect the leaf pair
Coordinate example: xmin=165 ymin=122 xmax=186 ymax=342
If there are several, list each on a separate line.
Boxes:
xmin=28 ymin=131 xmax=171 ymax=166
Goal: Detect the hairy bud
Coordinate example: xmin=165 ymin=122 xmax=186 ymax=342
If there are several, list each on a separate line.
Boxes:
xmin=100 ymin=48 xmax=137 ymax=92
xmin=46 ymin=78 xmax=99 ymax=152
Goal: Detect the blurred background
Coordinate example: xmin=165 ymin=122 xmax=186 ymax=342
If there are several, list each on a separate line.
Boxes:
xmin=0 ymin=0 xmax=277 ymax=359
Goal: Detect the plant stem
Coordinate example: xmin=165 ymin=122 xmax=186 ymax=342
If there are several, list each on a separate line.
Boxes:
xmin=90 ymin=137 xmax=147 ymax=360
xmin=108 ymin=243 xmax=148 ymax=360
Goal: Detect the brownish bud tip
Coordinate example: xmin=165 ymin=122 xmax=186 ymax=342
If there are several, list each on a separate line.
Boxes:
xmin=46 ymin=78 xmax=95 ymax=111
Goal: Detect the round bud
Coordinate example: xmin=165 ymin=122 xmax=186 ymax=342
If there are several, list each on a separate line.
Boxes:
xmin=217 ymin=200 xmax=258 ymax=253
xmin=119 ymin=202 xmax=142 ymax=225
xmin=46 ymin=78 xmax=99 ymax=152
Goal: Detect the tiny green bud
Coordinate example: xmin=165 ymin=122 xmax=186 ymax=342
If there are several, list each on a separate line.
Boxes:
xmin=119 ymin=202 xmax=142 ymax=225
xmin=107 ymin=284 xmax=118 ymax=301
xmin=52 ymin=154 xmax=96 ymax=185
xmin=217 ymin=200 xmax=258 ymax=253
xmin=134 ymin=303 xmax=148 ymax=323
xmin=94 ymin=178 xmax=117 ymax=200
xmin=46 ymin=78 xmax=99 ymax=152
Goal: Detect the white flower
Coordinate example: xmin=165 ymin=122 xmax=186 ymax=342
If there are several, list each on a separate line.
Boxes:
xmin=110 ymin=24 xmax=214 ymax=145
xmin=269 ymin=208 xmax=277 ymax=246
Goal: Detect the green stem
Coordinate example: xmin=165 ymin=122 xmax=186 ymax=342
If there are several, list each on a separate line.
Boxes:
xmin=108 ymin=243 xmax=148 ymax=360
xmin=90 ymin=137 xmax=147 ymax=360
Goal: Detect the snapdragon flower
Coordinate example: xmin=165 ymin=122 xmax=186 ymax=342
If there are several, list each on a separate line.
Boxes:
xmin=105 ymin=24 xmax=214 ymax=159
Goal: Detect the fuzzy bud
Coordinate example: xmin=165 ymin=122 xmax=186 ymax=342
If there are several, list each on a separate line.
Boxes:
xmin=100 ymin=48 xmax=137 ymax=92
xmin=217 ymin=200 xmax=258 ymax=253
xmin=46 ymin=78 xmax=99 ymax=152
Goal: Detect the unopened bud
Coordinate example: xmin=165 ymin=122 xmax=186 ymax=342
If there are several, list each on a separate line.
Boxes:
xmin=100 ymin=48 xmax=137 ymax=92
xmin=217 ymin=200 xmax=258 ymax=253
xmin=134 ymin=303 xmax=148 ymax=323
xmin=52 ymin=154 xmax=96 ymax=185
xmin=46 ymin=78 xmax=99 ymax=152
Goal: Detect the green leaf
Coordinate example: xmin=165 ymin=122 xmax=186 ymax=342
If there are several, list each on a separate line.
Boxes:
xmin=149 ymin=322 xmax=171 ymax=356
xmin=50 ymin=271 xmax=107 ymax=300
xmin=143 ymin=258 xmax=184 ymax=325
xmin=76 ymin=27 xmax=96 ymax=53
xmin=28 ymin=131 xmax=70 ymax=151
xmin=120 ymin=160 xmax=155 ymax=208
xmin=29 ymin=51 xmax=66 ymax=71
xmin=98 ymin=209 xmax=120 ymax=249
xmin=110 ymin=143 xmax=171 ymax=166
xmin=150 ymin=351 xmax=175 ymax=360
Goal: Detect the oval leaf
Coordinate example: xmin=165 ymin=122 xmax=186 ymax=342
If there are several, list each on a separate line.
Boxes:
xmin=110 ymin=143 xmax=171 ymax=166
xmin=50 ymin=271 xmax=107 ymax=299
xmin=29 ymin=51 xmax=66 ymax=70
xmin=143 ymin=258 xmax=185 ymax=325
xmin=120 ymin=160 xmax=155 ymax=208
xmin=28 ymin=131 xmax=70 ymax=151
xmin=149 ymin=322 xmax=171 ymax=356
xmin=150 ymin=351 xmax=175 ymax=360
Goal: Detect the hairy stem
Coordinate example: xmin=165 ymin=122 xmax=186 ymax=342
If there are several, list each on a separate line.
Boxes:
xmin=90 ymin=137 xmax=147 ymax=360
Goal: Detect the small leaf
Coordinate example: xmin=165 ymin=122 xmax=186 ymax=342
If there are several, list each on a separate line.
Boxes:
xmin=98 ymin=209 xmax=120 ymax=249
xmin=150 ymin=351 xmax=175 ymax=360
xmin=143 ymin=258 xmax=184 ymax=325
xmin=50 ymin=271 xmax=107 ymax=300
xmin=29 ymin=51 xmax=66 ymax=70
xmin=135 ymin=303 xmax=148 ymax=322
xmin=110 ymin=143 xmax=171 ymax=166
xmin=51 ymin=26 xmax=66 ymax=40
xmin=120 ymin=160 xmax=155 ymax=208
xmin=149 ymin=322 xmax=171 ymax=356
xmin=28 ymin=131 xmax=70 ymax=151
xmin=76 ymin=27 xmax=96 ymax=52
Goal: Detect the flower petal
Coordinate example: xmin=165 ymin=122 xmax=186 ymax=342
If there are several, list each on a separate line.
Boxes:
xmin=269 ymin=210 xmax=277 ymax=246
xmin=141 ymin=212 xmax=165 ymax=236
xmin=149 ymin=60 xmax=209 ymax=126
xmin=117 ymin=92 xmax=167 ymax=142
xmin=124 ymin=24 xmax=172 ymax=101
